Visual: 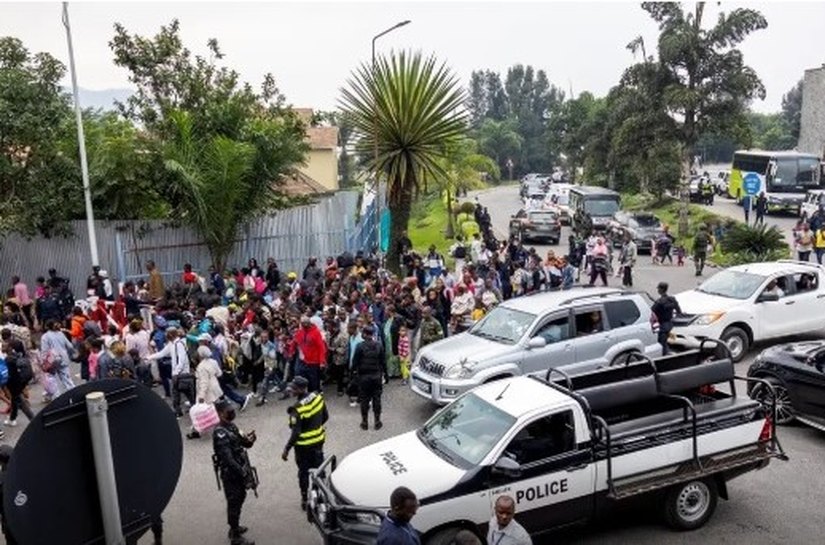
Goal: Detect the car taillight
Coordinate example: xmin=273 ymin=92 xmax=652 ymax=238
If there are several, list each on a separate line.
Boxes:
xmin=759 ymin=415 xmax=773 ymax=442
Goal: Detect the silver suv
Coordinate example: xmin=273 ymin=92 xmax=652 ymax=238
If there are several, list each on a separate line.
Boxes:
xmin=410 ymin=287 xmax=662 ymax=404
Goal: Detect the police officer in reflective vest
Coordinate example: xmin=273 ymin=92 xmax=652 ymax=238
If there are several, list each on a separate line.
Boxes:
xmin=213 ymin=399 xmax=257 ymax=545
xmin=281 ymin=376 xmax=328 ymax=510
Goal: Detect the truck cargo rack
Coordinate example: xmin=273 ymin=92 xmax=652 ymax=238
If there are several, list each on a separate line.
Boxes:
xmin=542 ymin=340 xmax=787 ymax=499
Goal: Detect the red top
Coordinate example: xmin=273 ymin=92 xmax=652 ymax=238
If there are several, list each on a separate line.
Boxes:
xmin=294 ymin=324 xmax=327 ymax=366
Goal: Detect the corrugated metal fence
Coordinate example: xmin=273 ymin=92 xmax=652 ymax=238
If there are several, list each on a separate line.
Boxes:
xmin=0 ymin=191 xmax=361 ymax=292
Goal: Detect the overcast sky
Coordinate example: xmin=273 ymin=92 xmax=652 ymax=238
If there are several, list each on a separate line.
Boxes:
xmin=2 ymin=1 xmax=824 ymax=113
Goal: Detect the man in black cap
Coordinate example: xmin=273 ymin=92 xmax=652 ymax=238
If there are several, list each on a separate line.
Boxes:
xmin=651 ymin=282 xmax=682 ymax=356
xmin=281 ymin=376 xmax=328 ymax=510
xmin=351 ymin=325 xmax=387 ymax=431
xmin=213 ymin=399 xmax=257 ymax=545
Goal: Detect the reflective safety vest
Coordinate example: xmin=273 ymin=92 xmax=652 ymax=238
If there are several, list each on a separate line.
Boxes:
xmin=290 ymin=392 xmax=326 ymax=447
xmin=815 ymin=230 xmax=825 ymax=249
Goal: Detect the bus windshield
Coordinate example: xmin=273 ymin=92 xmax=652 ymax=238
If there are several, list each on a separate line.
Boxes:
xmin=584 ymin=198 xmax=620 ymax=217
xmin=769 ymin=157 xmax=820 ymax=190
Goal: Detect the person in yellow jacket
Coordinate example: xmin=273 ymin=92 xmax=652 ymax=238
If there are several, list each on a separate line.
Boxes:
xmin=814 ymin=227 xmax=825 ymax=264
xmin=281 ymin=376 xmax=328 ymax=510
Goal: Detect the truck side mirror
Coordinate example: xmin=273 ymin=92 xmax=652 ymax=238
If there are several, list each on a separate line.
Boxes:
xmin=492 ymin=456 xmax=522 ymax=478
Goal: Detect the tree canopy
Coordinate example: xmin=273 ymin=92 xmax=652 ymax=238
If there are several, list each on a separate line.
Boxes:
xmin=340 ymin=50 xmax=467 ymax=270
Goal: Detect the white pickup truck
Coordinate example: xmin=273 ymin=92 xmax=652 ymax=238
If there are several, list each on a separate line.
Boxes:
xmin=307 ymin=345 xmax=786 ymax=544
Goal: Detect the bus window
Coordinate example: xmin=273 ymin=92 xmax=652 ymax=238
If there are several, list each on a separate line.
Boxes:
xmin=798 ymin=157 xmax=820 ymax=183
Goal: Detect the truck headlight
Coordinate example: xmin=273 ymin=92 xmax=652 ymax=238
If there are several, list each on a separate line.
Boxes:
xmin=355 ymin=512 xmax=383 ymax=525
xmin=443 ymin=363 xmax=475 ymax=379
xmin=693 ymin=312 xmax=725 ymax=326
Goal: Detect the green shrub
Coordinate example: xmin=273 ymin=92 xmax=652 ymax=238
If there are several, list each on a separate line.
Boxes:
xmin=714 ymin=248 xmax=790 ymax=267
xmin=456 ymin=212 xmax=472 ymax=226
xmin=719 ymin=223 xmax=789 ymax=260
xmin=458 ymin=201 xmax=476 ymax=215
xmin=461 ymin=220 xmax=480 ymax=238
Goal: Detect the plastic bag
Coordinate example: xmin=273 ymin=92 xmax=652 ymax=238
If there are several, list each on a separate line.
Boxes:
xmin=189 ymin=402 xmax=220 ymax=433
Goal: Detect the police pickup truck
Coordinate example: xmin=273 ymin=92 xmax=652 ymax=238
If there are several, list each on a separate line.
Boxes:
xmin=307 ymin=344 xmax=786 ymax=544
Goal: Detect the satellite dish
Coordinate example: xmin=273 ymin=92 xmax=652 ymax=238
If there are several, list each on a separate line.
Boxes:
xmin=3 ymin=379 xmax=183 ymax=545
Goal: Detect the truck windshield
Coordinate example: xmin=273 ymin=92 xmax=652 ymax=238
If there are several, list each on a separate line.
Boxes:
xmin=469 ymin=307 xmax=536 ymax=344
xmin=583 ymin=199 xmax=620 ymax=216
xmin=419 ymin=393 xmax=516 ymax=466
xmin=695 ymin=270 xmax=765 ymax=300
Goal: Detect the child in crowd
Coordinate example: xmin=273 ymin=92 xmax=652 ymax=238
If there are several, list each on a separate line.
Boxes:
xmin=471 ymin=298 xmax=486 ymax=322
xmin=397 ymin=325 xmax=411 ymax=385
xmin=675 ymin=245 xmax=686 ymax=267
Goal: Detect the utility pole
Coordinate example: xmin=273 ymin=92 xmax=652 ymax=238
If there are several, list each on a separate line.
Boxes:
xmin=371 ymin=20 xmax=410 ymax=252
xmin=63 ymin=2 xmax=99 ymax=267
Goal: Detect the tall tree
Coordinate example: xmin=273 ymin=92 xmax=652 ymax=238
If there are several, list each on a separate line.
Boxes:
xmin=163 ymin=110 xmax=256 ymax=271
xmin=781 ymin=79 xmax=803 ymax=141
xmin=504 ymin=65 xmax=565 ymax=174
xmin=109 ymin=21 xmax=308 ymax=265
xmin=642 ymin=1 xmax=767 ymax=234
xmin=0 ymin=37 xmax=81 ymax=237
xmin=339 ymin=51 xmax=467 ymax=272
xmin=477 ymin=119 xmax=523 ymax=177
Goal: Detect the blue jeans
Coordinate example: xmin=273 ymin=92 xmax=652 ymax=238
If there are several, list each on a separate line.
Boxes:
xmin=295 ymin=360 xmax=321 ymax=392
xmin=816 ymin=248 xmax=825 ymax=264
xmin=221 ymin=383 xmax=246 ymax=405
xmin=257 ymin=367 xmax=285 ymax=400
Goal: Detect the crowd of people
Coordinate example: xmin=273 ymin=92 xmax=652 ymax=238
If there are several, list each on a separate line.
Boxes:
xmin=0 ymin=197 xmax=721 ymax=544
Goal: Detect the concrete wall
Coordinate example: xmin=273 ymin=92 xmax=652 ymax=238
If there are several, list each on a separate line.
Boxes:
xmin=799 ymin=66 xmax=825 ymax=158
xmin=299 ymin=149 xmax=339 ymax=191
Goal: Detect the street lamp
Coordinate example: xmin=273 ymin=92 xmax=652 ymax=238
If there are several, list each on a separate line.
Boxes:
xmin=371 ymin=20 xmax=410 ymax=254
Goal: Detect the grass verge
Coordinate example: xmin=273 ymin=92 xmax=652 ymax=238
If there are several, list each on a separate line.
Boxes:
xmin=409 ymin=192 xmax=452 ymax=256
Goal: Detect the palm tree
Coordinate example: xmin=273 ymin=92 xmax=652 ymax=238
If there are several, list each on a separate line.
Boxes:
xmin=163 ymin=110 xmax=256 ymax=271
xmin=340 ymin=50 xmax=467 ymax=272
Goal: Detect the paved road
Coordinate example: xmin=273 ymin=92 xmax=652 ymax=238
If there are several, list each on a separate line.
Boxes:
xmin=1 ymin=186 xmax=821 ymax=545
xmin=699 ymin=195 xmax=799 ymax=248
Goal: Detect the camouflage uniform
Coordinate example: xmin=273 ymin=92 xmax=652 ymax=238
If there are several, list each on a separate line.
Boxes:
xmin=420 ymin=316 xmax=445 ymax=348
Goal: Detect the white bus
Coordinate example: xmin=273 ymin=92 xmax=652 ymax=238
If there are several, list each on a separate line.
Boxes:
xmin=727 ymin=150 xmax=823 ymax=213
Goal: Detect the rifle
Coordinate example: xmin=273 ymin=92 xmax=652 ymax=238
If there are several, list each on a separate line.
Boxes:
xmin=241 ymin=449 xmax=260 ymax=498
xmin=211 ymin=453 xmax=222 ymax=491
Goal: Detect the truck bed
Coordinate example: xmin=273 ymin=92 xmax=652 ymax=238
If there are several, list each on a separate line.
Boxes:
xmin=545 ymin=346 xmax=785 ymax=498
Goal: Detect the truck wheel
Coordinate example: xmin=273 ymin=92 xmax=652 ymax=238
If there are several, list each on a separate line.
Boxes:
xmin=750 ymin=377 xmax=795 ymax=425
xmin=609 ymin=350 xmax=641 ymax=367
xmin=720 ymin=326 xmax=749 ymax=362
xmin=426 ymin=527 xmax=473 ymax=545
xmin=663 ymin=478 xmax=718 ymax=531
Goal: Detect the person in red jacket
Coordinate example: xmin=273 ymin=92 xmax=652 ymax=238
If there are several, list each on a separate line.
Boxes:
xmin=294 ymin=316 xmax=326 ymax=392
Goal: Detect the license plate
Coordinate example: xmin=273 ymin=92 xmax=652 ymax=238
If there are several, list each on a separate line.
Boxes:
xmin=413 ymin=378 xmax=431 ymax=393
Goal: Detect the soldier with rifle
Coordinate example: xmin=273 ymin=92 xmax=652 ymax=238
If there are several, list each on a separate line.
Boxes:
xmin=212 ymin=399 xmax=258 ymax=545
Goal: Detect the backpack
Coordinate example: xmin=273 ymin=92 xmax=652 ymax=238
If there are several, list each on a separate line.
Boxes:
xmin=9 ymin=352 xmax=34 ymax=385
xmin=0 ymin=358 xmax=8 ymax=386
xmin=106 ymin=357 xmax=134 ymax=380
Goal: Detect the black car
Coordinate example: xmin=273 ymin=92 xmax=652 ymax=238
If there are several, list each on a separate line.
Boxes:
xmin=747 ymin=340 xmax=825 ymax=430
xmin=608 ymin=211 xmax=664 ymax=253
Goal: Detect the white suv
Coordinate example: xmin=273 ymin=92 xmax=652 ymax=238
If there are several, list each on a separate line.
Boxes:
xmin=671 ymin=260 xmax=825 ymax=362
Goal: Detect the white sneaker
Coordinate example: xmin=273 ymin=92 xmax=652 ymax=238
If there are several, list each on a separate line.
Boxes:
xmin=348 ymin=400 xmax=357 ymax=408
xmin=240 ymin=393 xmax=252 ymax=412
xmin=3 ymin=420 xmax=16 ymax=427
